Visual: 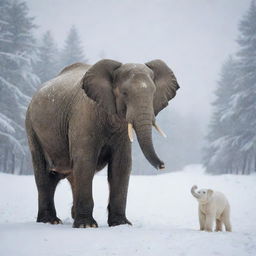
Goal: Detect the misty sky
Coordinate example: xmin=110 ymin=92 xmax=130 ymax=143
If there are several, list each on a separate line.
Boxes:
xmin=27 ymin=0 xmax=251 ymax=129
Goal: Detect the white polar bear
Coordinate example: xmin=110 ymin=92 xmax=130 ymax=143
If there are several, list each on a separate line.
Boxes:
xmin=191 ymin=185 xmax=232 ymax=232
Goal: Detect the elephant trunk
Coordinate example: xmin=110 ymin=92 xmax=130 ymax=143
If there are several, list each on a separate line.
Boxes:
xmin=191 ymin=185 xmax=200 ymax=199
xmin=133 ymin=118 xmax=165 ymax=170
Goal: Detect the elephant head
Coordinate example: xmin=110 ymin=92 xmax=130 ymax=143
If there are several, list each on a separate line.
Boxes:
xmin=191 ymin=185 xmax=213 ymax=204
xmin=82 ymin=59 xmax=179 ymax=170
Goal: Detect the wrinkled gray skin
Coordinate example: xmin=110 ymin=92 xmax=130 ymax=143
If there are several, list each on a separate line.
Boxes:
xmin=25 ymin=59 xmax=179 ymax=228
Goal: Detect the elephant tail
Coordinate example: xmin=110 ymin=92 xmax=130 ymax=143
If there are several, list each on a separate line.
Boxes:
xmin=25 ymin=110 xmax=47 ymax=174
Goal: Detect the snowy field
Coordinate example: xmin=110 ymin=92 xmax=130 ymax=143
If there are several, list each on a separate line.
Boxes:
xmin=0 ymin=165 xmax=256 ymax=256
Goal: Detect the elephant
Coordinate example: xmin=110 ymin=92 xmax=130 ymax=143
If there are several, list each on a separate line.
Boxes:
xmin=25 ymin=59 xmax=179 ymax=228
xmin=191 ymin=185 xmax=232 ymax=232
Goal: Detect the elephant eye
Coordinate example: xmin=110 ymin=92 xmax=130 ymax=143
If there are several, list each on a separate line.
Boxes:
xmin=203 ymin=191 xmax=206 ymax=194
xmin=122 ymin=91 xmax=128 ymax=97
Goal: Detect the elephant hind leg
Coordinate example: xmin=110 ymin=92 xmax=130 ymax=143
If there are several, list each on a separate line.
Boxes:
xmin=215 ymin=219 xmax=223 ymax=231
xmin=27 ymin=121 xmax=62 ymax=224
xmin=222 ymin=207 xmax=232 ymax=232
xmin=67 ymin=173 xmax=75 ymax=219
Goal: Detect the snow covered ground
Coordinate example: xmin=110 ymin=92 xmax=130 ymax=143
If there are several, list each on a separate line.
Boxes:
xmin=0 ymin=165 xmax=256 ymax=256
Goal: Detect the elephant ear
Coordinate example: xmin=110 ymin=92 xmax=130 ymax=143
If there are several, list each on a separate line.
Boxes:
xmin=82 ymin=59 xmax=122 ymax=114
xmin=145 ymin=59 xmax=179 ymax=116
xmin=207 ymin=189 xmax=213 ymax=200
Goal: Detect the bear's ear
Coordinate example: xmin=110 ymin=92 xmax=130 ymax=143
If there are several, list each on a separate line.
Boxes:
xmin=207 ymin=189 xmax=213 ymax=199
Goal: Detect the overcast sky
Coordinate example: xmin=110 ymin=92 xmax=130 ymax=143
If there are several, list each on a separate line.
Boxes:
xmin=27 ymin=0 xmax=251 ymax=128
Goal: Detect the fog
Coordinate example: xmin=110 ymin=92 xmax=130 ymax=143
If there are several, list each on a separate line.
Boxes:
xmin=23 ymin=0 xmax=251 ymax=172
xmin=1 ymin=0 xmax=251 ymax=174
xmin=1 ymin=2 xmax=256 ymax=253
xmin=27 ymin=0 xmax=250 ymax=123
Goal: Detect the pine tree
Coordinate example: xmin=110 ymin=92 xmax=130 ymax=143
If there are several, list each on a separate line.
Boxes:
xmin=0 ymin=0 xmax=9 ymax=46
xmin=60 ymin=25 xmax=86 ymax=68
xmin=204 ymin=1 xmax=256 ymax=174
xmin=0 ymin=0 xmax=39 ymax=174
xmin=231 ymin=0 xmax=256 ymax=174
xmin=34 ymin=31 xmax=59 ymax=83
xmin=203 ymin=57 xmax=239 ymax=174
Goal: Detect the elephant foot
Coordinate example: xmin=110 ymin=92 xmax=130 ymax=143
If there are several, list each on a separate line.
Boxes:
xmin=108 ymin=215 xmax=132 ymax=227
xmin=73 ymin=217 xmax=98 ymax=228
xmin=37 ymin=211 xmax=62 ymax=224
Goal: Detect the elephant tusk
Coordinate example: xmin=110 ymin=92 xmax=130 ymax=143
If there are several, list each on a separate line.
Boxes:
xmin=128 ymin=123 xmax=134 ymax=142
xmin=153 ymin=123 xmax=167 ymax=138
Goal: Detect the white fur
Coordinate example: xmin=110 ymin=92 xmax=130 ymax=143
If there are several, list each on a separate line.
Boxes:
xmin=191 ymin=185 xmax=232 ymax=232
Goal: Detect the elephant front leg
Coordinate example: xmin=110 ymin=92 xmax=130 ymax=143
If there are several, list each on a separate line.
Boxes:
xmin=72 ymin=154 xmax=98 ymax=228
xmin=107 ymin=142 xmax=132 ymax=226
xmin=205 ymin=214 xmax=215 ymax=232
xmin=198 ymin=209 xmax=205 ymax=231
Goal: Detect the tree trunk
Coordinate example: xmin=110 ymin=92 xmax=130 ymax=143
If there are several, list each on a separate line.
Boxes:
xmin=10 ymin=152 xmax=15 ymax=174
xmin=3 ymin=148 xmax=8 ymax=173
xmin=20 ymin=155 xmax=24 ymax=175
